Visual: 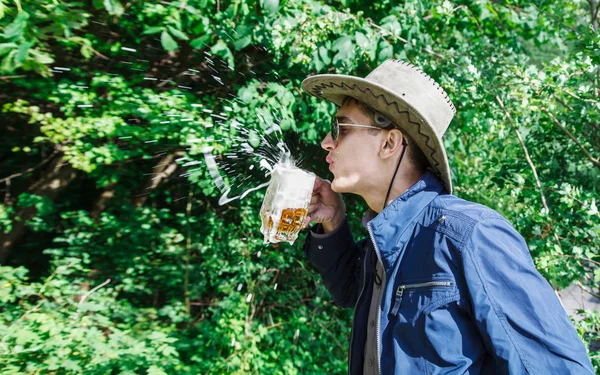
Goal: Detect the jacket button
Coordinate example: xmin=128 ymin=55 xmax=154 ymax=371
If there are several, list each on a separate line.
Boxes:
xmin=370 ymin=320 xmax=375 ymax=328
xmin=368 ymin=359 xmax=373 ymax=367
xmin=317 ymin=245 xmax=323 ymax=250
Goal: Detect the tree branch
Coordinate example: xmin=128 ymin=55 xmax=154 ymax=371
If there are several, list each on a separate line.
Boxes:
xmin=495 ymin=95 xmax=551 ymax=212
xmin=184 ymin=188 xmax=192 ymax=315
xmin=540 ymin=107 xmax=600 ymax=168
xmin=587 ymin=0 xmax=598 ymax=32
xmin=0 ymin=75 xmax=26 ymax=80
xmin=559 ymin=88 xmax=599 ymax=105
xmin=133 ymin=151 xmax=182 ymax=207
xmin=365 ymin=18 xmax=449 ymax=61
xmin=0 ymin=149 xmax=61 ymax=185
xmin=551 ymin=93 xmax=574 ymax=111
xmin=73 ymin=278 xmax=111 ymax=320
xmin=56 ymin=37 xmax=110 ymax=60
xmin=577 ymin=280 xmax=600 ymax=300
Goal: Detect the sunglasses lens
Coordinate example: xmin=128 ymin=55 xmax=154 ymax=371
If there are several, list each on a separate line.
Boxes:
xmin=331 ymin=118 xmax=338 ymax=141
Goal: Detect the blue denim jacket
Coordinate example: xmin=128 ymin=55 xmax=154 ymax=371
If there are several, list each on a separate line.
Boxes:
xmin=304 ymin=171 xmax=594 ymax=374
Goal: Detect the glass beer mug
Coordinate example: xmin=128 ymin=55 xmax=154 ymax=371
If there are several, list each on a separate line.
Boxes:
xmin=260 ymin=162 xmax=315 ymax=244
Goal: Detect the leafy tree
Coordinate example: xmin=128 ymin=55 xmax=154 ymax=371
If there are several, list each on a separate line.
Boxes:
xmin=0 ymin=0 xmax=598 ymax=373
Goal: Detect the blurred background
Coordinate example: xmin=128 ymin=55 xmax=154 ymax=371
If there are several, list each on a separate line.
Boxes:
xmin=0 ymin=0 xmax=598 ymax=373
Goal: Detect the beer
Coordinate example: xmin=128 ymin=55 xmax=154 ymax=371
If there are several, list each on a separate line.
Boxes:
xmin=260 ymin=162 xmax=315 ymax=244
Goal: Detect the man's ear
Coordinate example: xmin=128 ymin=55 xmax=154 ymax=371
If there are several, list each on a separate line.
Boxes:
xmin=380 ymin=129 xmax=405 ymax=160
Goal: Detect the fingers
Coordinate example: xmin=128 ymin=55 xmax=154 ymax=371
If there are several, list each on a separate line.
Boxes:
xmin=310 ymin=194 xmax=318 ymax=205
xmin=313 ymin=177 xmax=324 ymax=191
xmin=303 ymin=215 xmax=311 ymax=229
xmin=313 ymin=176 xmax=330 ymax=193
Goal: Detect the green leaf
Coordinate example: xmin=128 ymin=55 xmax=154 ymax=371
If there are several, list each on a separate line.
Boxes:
xmin=80 ymin=45 xmax=93 ymax=59
xmin=332 ymin=35 xmax=354 ymax=65
xmin=161 ymin=30 xmax=178 ymax=51
xmin=260 ymin=0 xmax=279 ymax=14
xmin=190 ymin=36 xmax=210 ymax=49
xmin=355 ymin=31 xmax=369 ymax=48
xmin=142 ymin=26 xmax=164 ymax=35
xmin=15 ymin=41 xmax=33 ymax=64
xmin=103 ymin=0 xmax=124 ymax=16
xmin=380 ymin=15 xmax=401 ymax=35
xmin=594 ymin=268 xmax=600 ymax=283
xmin=0 ymin=43 xmax=17 ymax=57
xmin=167 ymin=26 xmax=189 ymax=41
xmin=210 ymin=39 xmax=234 ymax=68
xmin=378 ymin=40 xmax=393 ymax=62
xmin=15 ymin=330 xmax=38 ymax=345
xmin=148 ymin=365 xmax=168 ymax=375
xmin=318 ymin=46 xmax=331 ymax=65
xmin=3 ymin=11 xmax=29 ymax=39
xmin=0 ymin=49 xmax=17 ymax=73
xmin=233 ymin=35 xmax=252 ymax=51
xmin=311 ymin=49 xmax=324 ymax=72
xmin=30 ymin=49 xmax=54 ymax=64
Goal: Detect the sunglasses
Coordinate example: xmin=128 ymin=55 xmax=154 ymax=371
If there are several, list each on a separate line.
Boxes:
xmin=331 ymin=117 xmax=382 ymax=141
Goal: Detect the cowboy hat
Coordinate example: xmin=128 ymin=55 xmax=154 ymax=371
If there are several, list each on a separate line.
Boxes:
xmin=301 ymin=59 xmax=456 ymax=193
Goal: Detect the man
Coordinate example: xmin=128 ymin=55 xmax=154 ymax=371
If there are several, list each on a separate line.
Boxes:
xmin=301 ymin=59 xmax=594 ymax=374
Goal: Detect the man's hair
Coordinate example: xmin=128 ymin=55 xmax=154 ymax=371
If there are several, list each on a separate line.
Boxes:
xmin=341 ymin=97 xmax=430 ymax=172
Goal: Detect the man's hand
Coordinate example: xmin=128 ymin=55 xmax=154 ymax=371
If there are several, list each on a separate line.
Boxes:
xmin=304 ymin=177 xmax=346 ymax=233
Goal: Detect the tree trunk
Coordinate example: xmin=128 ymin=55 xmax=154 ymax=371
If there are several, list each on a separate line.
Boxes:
xmin=0 ymin=155 xmax=76 ymax=264
xmin=133 ymin=152 xmax=182 ymax=208
xmin=90 ymin=183 xmax=117 ymax=220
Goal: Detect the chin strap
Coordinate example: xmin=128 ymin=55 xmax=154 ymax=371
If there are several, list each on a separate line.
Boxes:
xmin=383 ymin=139 xmax=408 ymax=212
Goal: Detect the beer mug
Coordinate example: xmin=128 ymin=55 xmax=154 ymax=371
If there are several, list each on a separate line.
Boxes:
xmin=260 ymin=163 xmax=315 ymax=244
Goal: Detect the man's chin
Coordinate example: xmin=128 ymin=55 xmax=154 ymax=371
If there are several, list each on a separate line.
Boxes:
xmin=331 ymin=179 xmax=350 ymax=194
xmin=331 ymin=173 xmax=365 ymax=196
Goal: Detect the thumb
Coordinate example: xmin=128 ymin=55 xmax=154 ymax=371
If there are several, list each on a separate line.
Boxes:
xmin=303 ymin=215 xmax=312 ymax=229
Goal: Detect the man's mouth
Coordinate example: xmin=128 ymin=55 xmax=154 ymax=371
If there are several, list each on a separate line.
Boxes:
xmin=326 ymin=155 xmax=334 ymax=171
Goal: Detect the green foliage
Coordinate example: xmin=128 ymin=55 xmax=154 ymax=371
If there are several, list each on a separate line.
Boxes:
xmin=0 ymin=204 xmax=14 ymax=234
xmin=573 ymin=310 xmax=600 ymax=370
xmin=0 ymin=260 xmax=184 ymax=374
xmin=0 ymin=0 xmax=598 ymax=373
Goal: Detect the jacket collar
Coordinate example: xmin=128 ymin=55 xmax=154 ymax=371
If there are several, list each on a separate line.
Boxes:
xmin=363 ymin=170 xmax=444 ymax=268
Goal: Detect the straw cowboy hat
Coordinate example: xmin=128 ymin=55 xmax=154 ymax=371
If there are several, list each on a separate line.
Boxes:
xmin=301 ymin=59 xmax=456 ymax=193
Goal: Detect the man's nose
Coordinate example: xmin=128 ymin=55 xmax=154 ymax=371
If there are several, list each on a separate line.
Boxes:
xmin=321 ymin=132 xmax=336 ymax=151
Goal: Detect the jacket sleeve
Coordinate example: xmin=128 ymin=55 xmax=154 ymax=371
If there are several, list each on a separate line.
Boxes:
xmin=303 ymin=217 xmax=368 ymax=308
xmin=462 ymin=216 xmax=594 ymax=374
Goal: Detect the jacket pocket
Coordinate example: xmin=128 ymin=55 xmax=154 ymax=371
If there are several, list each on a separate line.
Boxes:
xmin=390 ymin=279 xmax=454 ymax=317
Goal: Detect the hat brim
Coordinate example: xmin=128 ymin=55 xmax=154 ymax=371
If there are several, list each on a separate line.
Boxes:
xmin=302 ymin=74 xmax=453 ymax=194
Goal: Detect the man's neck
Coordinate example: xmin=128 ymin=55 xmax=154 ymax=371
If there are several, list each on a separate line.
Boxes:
xmin=364 ymin=169 xmax=425 ymax=214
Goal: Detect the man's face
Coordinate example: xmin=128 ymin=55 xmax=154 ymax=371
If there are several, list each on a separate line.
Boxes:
xmin=321 ymin=100 xmax=383 ymax=195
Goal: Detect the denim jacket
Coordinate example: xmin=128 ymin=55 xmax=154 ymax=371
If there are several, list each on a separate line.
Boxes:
xmin=304 ymin=171 xmax=594 ymax=374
